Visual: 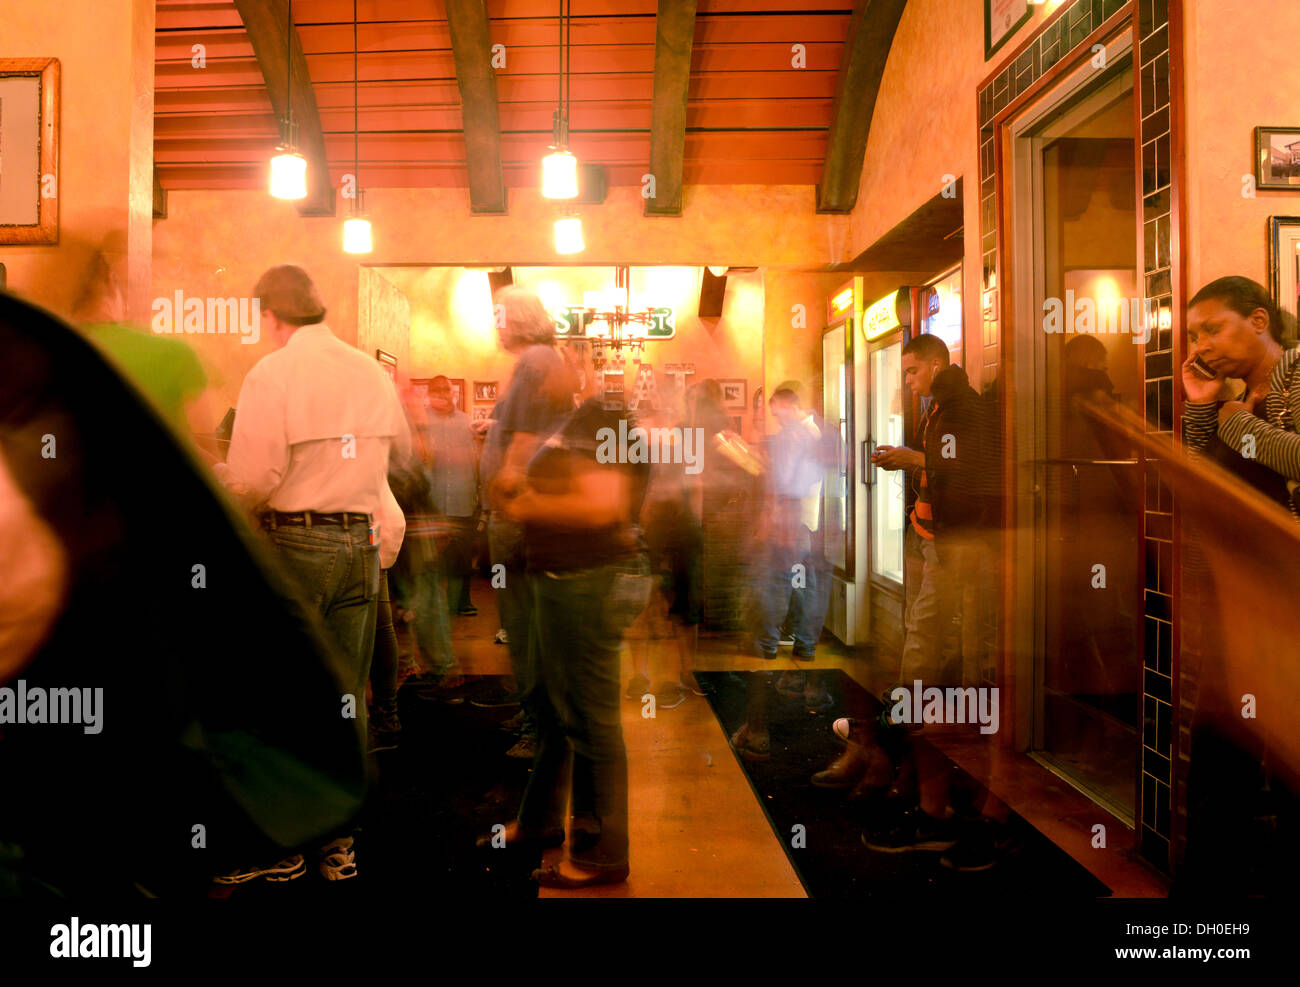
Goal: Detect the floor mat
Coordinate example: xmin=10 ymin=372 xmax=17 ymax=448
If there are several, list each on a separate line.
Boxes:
xmin=212 ymin=676 xmax=540 ymax=900
xmin=697 ymin=669 xmax=1112 ymax=899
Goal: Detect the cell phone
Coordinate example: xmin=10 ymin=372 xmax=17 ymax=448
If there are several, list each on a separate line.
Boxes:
xmin=1189 ymin=355 xmax=1217 ymax=380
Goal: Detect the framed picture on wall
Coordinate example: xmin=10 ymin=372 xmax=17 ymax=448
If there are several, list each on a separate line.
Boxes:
xmin=376 ymin=349 xmax=397 ymax=383
xmin=448 ymin=378 xmax=466 ymax=410
xmin=471 ymin=406 xmax=491 ymax=421
xmin=718 ymin=379 xmax=747 ymax=409
xmin=473 ymin=380 xmax=498 ymax=403
xmin=0 ymin=58 xmax=60 ymax=244
xmin=1255 ymin=127 xmax=1300 ymax=190
xmin=1268 ymin=216 xmax=1300 ymax=337
xmin=985 ymin=0 xmax=1030 ymax=60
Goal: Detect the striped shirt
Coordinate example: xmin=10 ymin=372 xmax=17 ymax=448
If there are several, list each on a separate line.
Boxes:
xmin=1183 ymin=346 xmax=1300 ymax=481
xmin=910 ymin=402 xmax=937 ymax=540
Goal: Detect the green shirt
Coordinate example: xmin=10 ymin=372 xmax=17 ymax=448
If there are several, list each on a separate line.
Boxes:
xmin=82 ymin=322 xmax=207 ymax=431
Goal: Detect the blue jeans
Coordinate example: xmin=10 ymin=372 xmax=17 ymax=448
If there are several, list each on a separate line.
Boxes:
xmin=387 ymin=562 xmax=455 ymax=677
xmin=517 ymin=558 xmax=650 ymax=871
xmin=265 ymin=520 xmax=381 ymax=724
xmin=490 ymin=514 xmax=537 ymax=735
xmin=754 ymin=525 xmax=831 ymax=656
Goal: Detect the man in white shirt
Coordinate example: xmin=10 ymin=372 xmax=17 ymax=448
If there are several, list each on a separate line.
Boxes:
xmin=213 ymin=265 xmax=408 ymax=884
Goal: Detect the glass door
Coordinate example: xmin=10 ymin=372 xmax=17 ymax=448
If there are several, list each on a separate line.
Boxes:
xmin=868 ymin=335 xmax=905 ymax=586
xmin=1012 ymin=43 xmax=1143 ymax=822
xmin=821 ymin=321 xmax=852 ymax=575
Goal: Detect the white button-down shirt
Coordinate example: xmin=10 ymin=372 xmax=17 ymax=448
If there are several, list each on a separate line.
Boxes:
xmin=215 ymin=324 xmax=410 ymax=567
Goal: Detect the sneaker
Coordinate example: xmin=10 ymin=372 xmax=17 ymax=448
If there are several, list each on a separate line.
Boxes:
xmin=494 ymin=628 xmax=509 ymax=645
xmin=506 ymin=736 xmax=538 ymax=759
xmin=318 ymin=837 xmax=357 ymax=881
xmin=654 ymin=681 xmax=687 ymax=709
xmin=416 ymin=681 xmax=467 ymax=705
xmin=755 ymin=644 xmax=779 ymax=661
xmin=792 ymin=649 xmax=816 ymax=662
xmin=778 ymin=635 xmax=795 ymax=648
xmin=212 ymin=854 xmax=306 ymax=885
xmin=862 ymin=808 xmax=958 ymax=853
xmin=775 ymin=671 xmax=807 ymax=699
xmin=940 ymin=819 xmax=1014 ymax=872
xmin=498 ymin=710 xmax=525 ymax=733
xmin=729 ymin=723 xmax=771 ymax=762
xmin=625 ymin=672 xmax=651 ymax=701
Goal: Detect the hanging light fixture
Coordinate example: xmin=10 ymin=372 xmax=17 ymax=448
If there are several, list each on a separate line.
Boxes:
xmin=541 ymin=0 xmax=578 ymax=198
xmin=343 ymin=0 xmax=372 ymax=253
xmin=270 ymin=0 xmax=308 ymax=199
xmin=554 ymin=215 xmax=584 ymax=254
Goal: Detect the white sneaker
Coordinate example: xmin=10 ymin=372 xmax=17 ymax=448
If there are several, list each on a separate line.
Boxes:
xmin=319 ymin=837 xmax=357 ymax=881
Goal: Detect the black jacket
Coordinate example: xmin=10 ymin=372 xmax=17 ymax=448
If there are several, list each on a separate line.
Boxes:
xmin=921 ymin=365 xmax=1001 ymax=558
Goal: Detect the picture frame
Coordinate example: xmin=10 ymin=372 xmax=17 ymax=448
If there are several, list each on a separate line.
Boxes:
xmin=411 ymin=377 xmax=466 ymax=411
xmin=375 ymin=348 xmax=397 ymax=383
xmin=1267 ymin=216 xmax=1300 ymax=338
xmin=473 ymin=380 xmax=498 ymax=403
xmin=0 ymin=58 xmax=60 ymax=244
xmin=601 ymin=371 xmax=625 ymax=411
xmin=984 ymin=0 xmax=1030 ymax=61
xmin=1255 ymin=127 xmax=1300 ymax=190
xmin=471 ymin=405 xmax=491 ymax=421
xmin=718 ymin=378 xmax=747 ymax=410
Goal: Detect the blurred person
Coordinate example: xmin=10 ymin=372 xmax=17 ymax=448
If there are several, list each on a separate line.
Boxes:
xmin=863 ymin=333 xmax=1004 ymax=860
xmin=1182 ymin=276 xmax=1300 ymax=511
xmin=479 ymin=286 xmax=574 ymax=754
xmin=211 ymin=265 xmax=408 ymax=883
xmin=388 ymin=387 xmax=460 ymax=701
xmin=421 ymin=375 xmax=480 ymax=616
xmin=0 ymin=450 xmax=66 ymax=684
xmin=73 ymin=250 xmax=214 ymax=437
xmin=483 ymin=342 xmax=651 ymax=889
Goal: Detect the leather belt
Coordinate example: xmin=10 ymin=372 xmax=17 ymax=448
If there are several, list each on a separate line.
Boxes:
xmin=263 ymin=510 xmax=372 ymax=530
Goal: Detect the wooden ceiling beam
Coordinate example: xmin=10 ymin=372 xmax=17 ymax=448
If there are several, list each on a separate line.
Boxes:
xmin=231 ymin=0 xmax=335 ymax=216
xmin=817 ymin=0 xmax=907 ymax=214
xmin=645 ymin=0 xmax=697 ymax=216
xmin=444 ymin=0 xmax=507 ymax=214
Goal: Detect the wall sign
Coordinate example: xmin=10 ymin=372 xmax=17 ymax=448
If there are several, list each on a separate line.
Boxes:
xmin=862 ymin=291 xmax=903 ymax=341
xmin=985 ymin=0 xmax=1031 ymax=60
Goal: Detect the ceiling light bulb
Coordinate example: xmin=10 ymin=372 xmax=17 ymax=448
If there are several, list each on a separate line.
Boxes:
xmin=343 ymin=217 xmax=373 ymax=254
xmin=542 ymin=149 xmax=579 ymax=199
xmin=707 ymin=266 xmax=728 ymax=278
xmin=270 ymin=149 xmax=307 ymax=200
xmin=554 ymin=216 xmax=584 ymax=254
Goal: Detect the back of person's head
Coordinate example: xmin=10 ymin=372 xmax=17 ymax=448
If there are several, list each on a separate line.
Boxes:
xmin=253 ymin=265 xmax=326 ymax=326
xmin=1064 ymin=333 xmax=1108 ymax=370
xmin=495 ymin=285 xmax=555 ymax=349
xmin=901 ymin=332 xmax=950 ymax=366
xmin=1189 ymin=276 xmax=1283 ymax=343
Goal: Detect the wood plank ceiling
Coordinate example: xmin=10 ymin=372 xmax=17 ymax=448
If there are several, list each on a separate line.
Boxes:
xmin=155 ymin=0 xmax=888 ymax=210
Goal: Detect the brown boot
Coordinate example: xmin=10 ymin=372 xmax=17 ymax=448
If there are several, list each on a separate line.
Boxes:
xmin=811 ymin=743 xmax=869 ymax=789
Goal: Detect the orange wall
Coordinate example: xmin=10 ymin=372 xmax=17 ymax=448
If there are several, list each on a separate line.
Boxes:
xmin=1184 ymin=0 xmax=1300 ymax=294
xmin=153 ymin=185 xmax=849 ymax=424
xmin=0 ymin=0 xmax=154 ymax=320
xmin=848 ymin=0 xmax=1070 ymax=388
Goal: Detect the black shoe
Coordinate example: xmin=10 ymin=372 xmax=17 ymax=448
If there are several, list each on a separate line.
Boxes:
xmin=862 ymin=808 xmax=958 ymax=853
xmin=470 ymin=685 xmax=521 ymax=708
xmin=457 ymin=604 xmax=479 ymax=617
xmin=497 ymin=710 xmax=525 ymax=733
xmin=792 ymin=649 xmax=816 ymax=662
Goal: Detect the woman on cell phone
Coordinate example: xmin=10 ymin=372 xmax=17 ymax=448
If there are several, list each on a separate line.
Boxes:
xmin=1181 ymin=276 xmax=1300 ymax=513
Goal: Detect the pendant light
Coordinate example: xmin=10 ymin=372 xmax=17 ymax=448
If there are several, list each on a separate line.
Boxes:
xmin=343 ymin=0 xmax=372 ymax=253
xmin=270 ymin=0 xmax=308 ymax=199
xmin=541 ymin=0 xmax=578 ymax=198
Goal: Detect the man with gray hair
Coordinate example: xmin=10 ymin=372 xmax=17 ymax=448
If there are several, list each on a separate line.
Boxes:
xmin=480 ymin=285 xmax=575 ymax=756
xmin=213 ymin=264 xmax=409 ymax=884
